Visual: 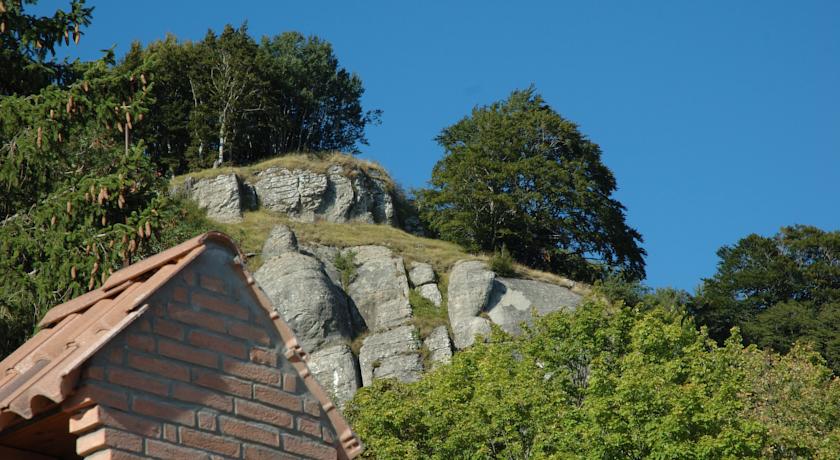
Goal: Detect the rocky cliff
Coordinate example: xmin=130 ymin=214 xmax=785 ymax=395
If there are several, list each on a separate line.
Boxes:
xmin=173 ymin=155 xmax=589 ymax=408
xmin=171 ymin=155 xmax=401 ymax=227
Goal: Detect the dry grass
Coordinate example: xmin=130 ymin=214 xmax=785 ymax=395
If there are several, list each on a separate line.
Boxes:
xmin=216 ymin=209 xmax=480 ymax=274
xmin=215 ymin=209 xmax=590 ymax=296
xmin=170 ymin=152 xmax=395 ymax=191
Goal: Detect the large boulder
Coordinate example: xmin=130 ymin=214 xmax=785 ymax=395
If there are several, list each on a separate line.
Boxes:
xmin=299 ymin=244 xmax=343 ymax=289
xmin=261 ymin=224 xmax=298 ymax=258
xmin=183 ymin=174 xmax=243 ymax=223
xmin=417 ymin=283 xmax=443 ymax=307
xmin=447 ymin=260 xmax=495 ymax=349
xmin=346 ymin=246 xmax=412 ymax=331
xmin=347 ymin=174 xmax=395 ymax=225
xmin=358 ymin=325 xmax=423 ymax=386
xmin=423 ymin=326 xmax=452 ymax=369
xmin=252 ymin=168 xmax=328 ymax=221
xmin=307 ymin=344 xmax=361 ymax=409
xmin=486 ymin=278 xmax=584 ymax=335
xmin=408 ymin=261 xmax=436 ymax=287
xmin=254 ymin=252 xmax=353 ymax=352
xmin=317 ymin=166 xmax=358 ymax=223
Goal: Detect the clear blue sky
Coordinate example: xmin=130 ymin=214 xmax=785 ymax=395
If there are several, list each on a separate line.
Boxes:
xmin=37 ymin=0 xmax=840 ymax=292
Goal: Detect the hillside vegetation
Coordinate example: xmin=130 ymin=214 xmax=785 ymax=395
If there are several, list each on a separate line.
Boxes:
xmin=2 ymin=3 xmax=839 ymax=460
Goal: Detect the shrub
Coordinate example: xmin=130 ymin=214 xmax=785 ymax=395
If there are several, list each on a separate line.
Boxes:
xmin=334 ymin=250 xmax=357 ymax=290
xmin=489 ymin=245 xmax=515 ymax=277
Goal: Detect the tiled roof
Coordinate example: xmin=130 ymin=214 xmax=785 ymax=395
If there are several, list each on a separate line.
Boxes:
xmin=0 ymin=231 xmax=362 ymax=458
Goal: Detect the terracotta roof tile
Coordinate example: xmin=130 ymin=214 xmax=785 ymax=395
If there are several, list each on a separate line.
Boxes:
xmin=0 ymin=232 xmax=362 ymax=458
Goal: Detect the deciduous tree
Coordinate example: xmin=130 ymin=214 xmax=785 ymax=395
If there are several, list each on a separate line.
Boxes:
xmin=417 ymin=87 xmax=645 ymax=281
xmin=694 ymin=225 xmax=840 ymax=372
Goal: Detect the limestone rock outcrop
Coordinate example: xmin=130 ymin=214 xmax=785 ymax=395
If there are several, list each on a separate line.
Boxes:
xmin=423 ymin=326 xmax=452 ymax=369
xmin=486 ymin=277 xmax=584 ymax=335
xmin=307 ymin=344 xmax=361 ymax=409
xmin=299 ymin=244 xmax=343 ymax=289
xmin=178 ymin=174 xmax=244 ymax=223
xmin=408 ymin=262 xmax=436 ymax=287
xmin=176 ymin=163 xmax=397 ymax=226
xmin=252 ymin=168 xmax=328 ymax=221
xmin=417 ymin=283 xmax=443 ymax=307
xmin=261 ymin=224 xmax=298 ymax=258
xmin=447 ymin=260 xmax=495 ymax=349
xmin=346 ymin=246 xmax=412 ymax=332
xmin=358 ymin=325 xmax=423 ymax=386
xmin=254 ymin=252 xmax=353 ymax=352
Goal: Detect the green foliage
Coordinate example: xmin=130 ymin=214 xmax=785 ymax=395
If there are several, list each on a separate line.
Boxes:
xmin=115 ymin=27 xmax=380 ymax=173
xmin=416 ymin=86 xmax=645 ymax=282
xmin=334 ymin=249 xmax=357 ymax=291
xmin=694 ymin=225 xmax=840 ymax=372
xmin=488 ymin=244 xmax=515 ymax=277
xmin=0 ymin=20 xmax=212 ymax=357
xmin=408 ymin=288 xmax=448 ymax=340
xmin=0 ymin=0 xmax=93 ymax=95
xmin=347 ymin=296 xmax=840 ymax=459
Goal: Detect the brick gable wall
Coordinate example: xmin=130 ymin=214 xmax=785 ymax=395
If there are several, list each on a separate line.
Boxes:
xmin=66 ymin=247 xmax=342 ymax=460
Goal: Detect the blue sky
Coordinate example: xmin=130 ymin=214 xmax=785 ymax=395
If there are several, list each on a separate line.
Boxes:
xmin=37 ymin=1 xmax=840 ymax=291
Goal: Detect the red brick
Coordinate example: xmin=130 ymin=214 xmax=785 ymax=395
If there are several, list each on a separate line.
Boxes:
xmin=125 ymin=333 xmax=155 ymax=353
xmin=192 ymin=291 xmax=249 ymax=320
xmin=180 ymin=269 xmax=197 ymax=286
xmin=223 ymin=357 xmax=281 ymax=385
xmin=70 ymin=405 xmax=162 ymax=438
xmin=163 ymin=423 xmax=178 ymax=442
xmin=235 ymin=398 xmax=293 ymax=429
xmin=172 ymin=285 xmax=189 ymax=303
xmin=136 ymin=318 xmax=152 ymax=332
xmin=159 ymin=338 xmax=219 ymax=368
xmin=83 ymin=365 xmax=105 ymax=381
xmin=192 ymin=368 xmax=252 ymax=398
xmin=297 ymin=416 xmax=322 ymax=438
xmin=108 ymin=367 xmax=169 ymax=396
xmin=65 ymin=384 xmax=130 ymax=412
xmin=168 ymin=302 xmax=226 ymax=333
xmin=303 ymin=398 xmax=322 ymax=417
xmin=228 ymin=321 xmax=271 ymax=345
xmin=282 ymin=374 xmax=297 ymax=393
xmin=127 ymin=352 xmax=189 ymax=381
xmin=76 ymin=428 xmax=143 ymax=456
xmin=243 ymin=444 xmax=298 ymax=460
xmin=253 ymin=385 xmax=302 ymax=412
xmin=145 ymin=439 xmax=210 ymax=460
xmin=109 ymin=348 xmax=124 ymax=365
xmin=282 ymin=433 xmax=337 ymax=460
xmin=180 ymin=426 xmax=241 ymax=457
xmin=250 ymin=347 xmax=279 ymax=367
xmin=132 ymin=396 xmax=195 ymax=427
xmin=219 ymin=415 xmax=280 ymax=447
xmin=172 ymin=382 xmax=233 ymax=412
xmin=153 ymin=318 xmax=185 ymax=340
xmin=198 ymin=411 xmax=217 ymax=431
xmin=86 ymin=449 xmax=148 ymax=460
xmin=188 ymin=329 xmax=248 ymax=358
xmin=199 ymin=274 xmax=227 ymax=294
xmin=322 ymin=427 xmax=334 ymax=444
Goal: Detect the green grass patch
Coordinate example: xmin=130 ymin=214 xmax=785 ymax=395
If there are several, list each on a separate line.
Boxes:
xmin=409 ymin=288 xmax=449 ymax=340
xmin=216 ymin=209 xmax=479 ymax=273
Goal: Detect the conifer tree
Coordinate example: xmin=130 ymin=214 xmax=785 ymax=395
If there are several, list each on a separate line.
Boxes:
xmin=0 ymin=0 xmax=93 ymax=95
xmin=0 ymin=21 xmax=210 ymax=357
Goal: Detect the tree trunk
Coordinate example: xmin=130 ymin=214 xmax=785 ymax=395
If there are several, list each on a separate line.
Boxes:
xmin=215 ymin=113 xmax=226 ymax=168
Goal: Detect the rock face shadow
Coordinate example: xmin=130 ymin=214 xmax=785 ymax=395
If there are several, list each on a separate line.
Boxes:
xmin=485 ymin=277 xmax=583 ymax=335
